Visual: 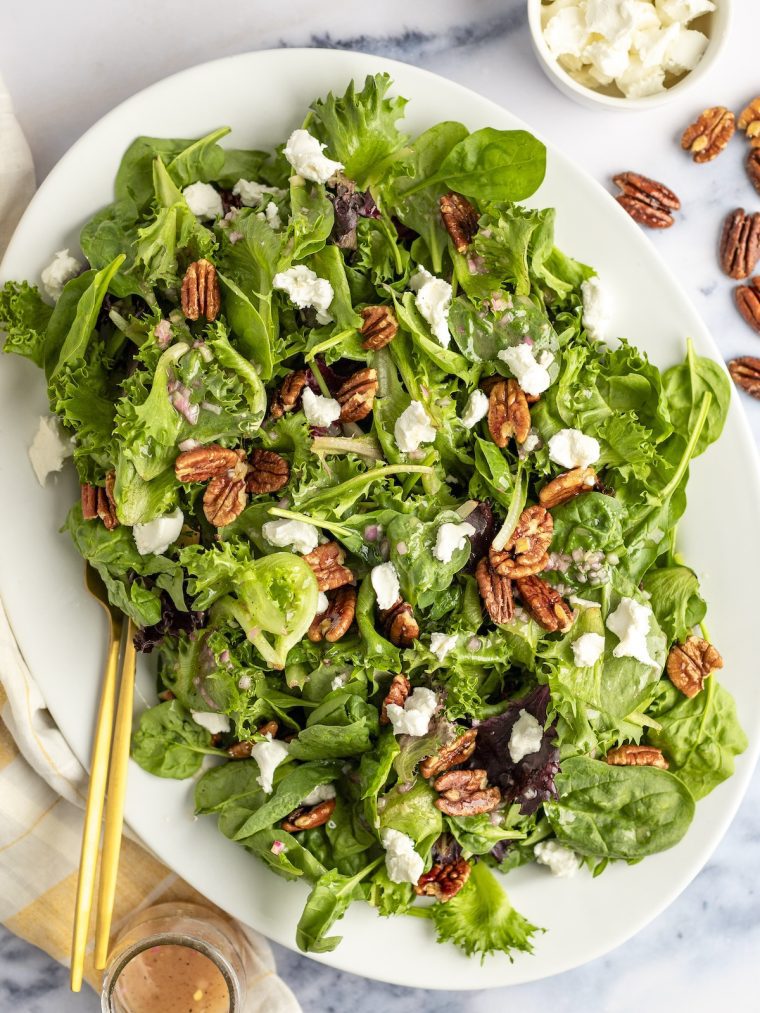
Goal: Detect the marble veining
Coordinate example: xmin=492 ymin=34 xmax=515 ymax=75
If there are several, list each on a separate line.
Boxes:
xmin=1 ymin=0 xmax=759 ymax=1010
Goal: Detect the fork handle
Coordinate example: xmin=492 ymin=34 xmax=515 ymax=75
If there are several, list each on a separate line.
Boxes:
xmin=94 ymin=621 xmax=137 ymax=970
xmin=69 ymin=617 xmax=122 ymax=991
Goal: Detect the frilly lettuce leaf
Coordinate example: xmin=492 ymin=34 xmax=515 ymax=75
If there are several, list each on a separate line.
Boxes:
xmin=0 ymin=281 xmax=52 ymax=367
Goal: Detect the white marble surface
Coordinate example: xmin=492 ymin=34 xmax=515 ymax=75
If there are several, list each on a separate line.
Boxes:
xmin=1 ymin=1 xmax=759 ymax=1010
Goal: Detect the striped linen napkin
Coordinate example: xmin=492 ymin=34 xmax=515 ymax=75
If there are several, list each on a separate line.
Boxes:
xmin=0 ymin=73 xmax=300 ymax=1011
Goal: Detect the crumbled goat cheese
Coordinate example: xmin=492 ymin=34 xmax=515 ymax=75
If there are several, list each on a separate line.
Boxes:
xmin=380 ymin=828 xmax=425 ymax=884
xmin=133 ymin=508 xmax=184 ymax=556
xmin=283 ymin=129 xmax=343 ymax=184
xmin=272 ymin=265 xmax=334 ymax=324
xmin=302 ymin=387 xmax=342 ymax=427
xmin=257 ymin=201 xmax=282 ymax=230
xmin=232 ymin=178 xmax=285 ymax=206
xmin=661 ymin=27 xmax=708 ymax=73
xmin=409 ymin=267 xmax=453 ymax=347
xmin=656 ymin=0 xmax=715 ymax=24
xmin=460 ymin=389 xmax=489 ymax=429
xmin=371 ymin=562 xmax=400 ymax=610
xmin=40 ymin=249 xmax=82 ymax=300
xmin=498 ymin=344 xmax=553 ymax=397
xmin=182 ymin=181 xmax=223 ymax=220
xmin=302 ymin=783 xmax=336 ymax=806
xmin=316 ymin=591 xmax=329 ymax=614
xmin=251 ymin=737 xmax=289 ymax=794
xmin=572 ymin=632 xmax=606 ymax=667
xmin=581 ymin=276 xmax=611 ymax=342
xmin=548 ymin=428 xmax=600 ymax=469
xmin=190 ymin=710 xmax=231 ymax=735
xmin=387 ymin=687 xmax=438 ymax=737
xmin=262 ymin=518 xmax=319 ymax=555
xmin=330 ymin=672 xmax=351 ymax=692
xmin=394 ymin=400 xmax=436 ymax=453
xmin=434 ymin=522 xmax=475 ymax=564
xmin=28 ymin=416 xmax=73 ymax=485
xmin=430 ymin=633 xmax=458 ymax=662
xmin=534 ymin=839 xmax=581 ymax=877
xmin=508 ymin=709 xmax=545 ymax=763
xmin=606 ymin=597 xmax=657 ymax=666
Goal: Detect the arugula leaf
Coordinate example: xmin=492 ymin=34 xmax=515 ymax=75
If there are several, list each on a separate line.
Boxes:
xmin=0 ymin=281 xmax=52 ymax=367
xmin=131 ymin=700 xmax=225 ymax=778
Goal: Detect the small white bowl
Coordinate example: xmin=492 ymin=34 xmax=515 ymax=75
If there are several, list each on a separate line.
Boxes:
xmin=527 ymin=0 xmax=732 ymax=110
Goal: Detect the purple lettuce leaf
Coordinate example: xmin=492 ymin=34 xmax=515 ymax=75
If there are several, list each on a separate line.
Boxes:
xmin=329 ymin=181 xmax=380 ymax=249
xmin=134 ymin=593 xmax=207 ymax=653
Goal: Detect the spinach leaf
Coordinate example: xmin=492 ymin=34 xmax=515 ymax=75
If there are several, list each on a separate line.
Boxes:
xmin=131 ymin=700 xmax=225 ymax=779
xmin=641 ymin=565 xmax=706 ymax=644
xmin=166 ymin=127 xmax=231 ymax=188
xmin=232 ymin=762 xmax=340 ymax=839
xmin=288 ymin=719 xmax=375 ymax=760
xmin=648 ymin=679 xmax=747 ymax=800
xmin=662 ymin=342 xmax=730 ymax=457
xmin=387 ymin=510 xmax=471 ymax=607
xmin=79 ymin=199 xmax=143 ymax=298
xmin=426 ymin=128 xmax=546 ymax=203
xmin=295 ymin=858 xmax=382 ymax=953
xmin=545 ymin=756 xmax=695 ymax=860
xmin=244 ymin=827 xmax=327 ymax=882
xmin=359 ymin=727 xmax=400 ymax=830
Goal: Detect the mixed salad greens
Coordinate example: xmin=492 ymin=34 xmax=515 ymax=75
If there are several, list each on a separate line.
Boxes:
xmin=0 ymin=73 xmax=747 ymax=962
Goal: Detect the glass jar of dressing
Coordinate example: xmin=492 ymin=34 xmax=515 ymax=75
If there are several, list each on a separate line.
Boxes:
xmin=101 ymin=902 xmax=249 ymax=1013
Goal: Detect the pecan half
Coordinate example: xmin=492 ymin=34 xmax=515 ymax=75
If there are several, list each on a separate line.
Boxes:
xmin=419 ymin=728 xmax=478 ymax=779
xmin=81 ymin=483 xmax=98 ymax=520
xmin=728 ymin=356 xmax=760 ymax=399
xmin=361 ymin=305 xmax=398 ymax=350
xmin=175 ymin=444 xmax=241 ymax=483
xmin=720 ymin=209 xmax=760 ymax=279
xmin=515 ymin=575 xmax=574 ymax=632
xmin=613 ymin=172 xmax=680 ymax=229
xmin=666 ymin=636 xmax=723 ymax=698
xmin=440 ymin=192 xmax=479 ymax=253
xmin=734 ymin=277 xmax=760 ymax=334
xmin=227 ymin=721 xmax=279 ymax=759
xmin=606 ymin=745 xmax=669 ymax=770
xmin=202 ymin=454 xmax=248 ymax=527
xmin=738 ymin=96 xmax=760 ymax=147
xmin=246 ymin=449 xmax=290 ymax=494
xmin=335 ymin=367 xmax=378 ymax=423
xmin=416 ymin=858 xmax=471 ymax=902
xmin=380 ymin=674 xmax=411 ymax=725
xmin=302 ymin=541 xmax=354 ymax=591
xmin=489 ymin=505 xmax=553 ymax=579
xmin=539 ymin=467 xmax=599 ymax=509
xmin=307 ymin=586 xmax=357 ymax=643
xmin=487 ymin=378 xmax=531 ymax=448
xmin=433 ymin=769 xmax=501 ymax=816
xmin=281 ymin=798 xmax=336 ymax=833
xmin=681 ymin=106 xmax=736 ymax=163
xmin=181 ymin=259 xmax=221 ymax=322
xmin=746 ymin=149 xmax=760 ymax=195
xmin=379 ymin=599 xmax=419 ymax=647
xmin=269 ymin=370 xmax=307 ymax=420
xmin=97 ymin=478 xmax=119 ymax=530
xmin=475 ymin=556 xmax=514 ymax=625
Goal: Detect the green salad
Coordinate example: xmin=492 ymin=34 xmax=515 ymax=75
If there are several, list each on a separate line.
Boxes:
xmin=0 ymin=73 xmax=747 ymax=961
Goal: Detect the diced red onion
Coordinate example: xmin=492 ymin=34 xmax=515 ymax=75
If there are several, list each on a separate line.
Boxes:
xmin=467 ymin=636 xmax=482 ymax=652
xmin=154 ymin=319 xmax=172 ymax=347
xmin=228 ymin=230 xmax=243 ymax=244
xmin=171 ymin=389 xmax=200 ymax=425
xmin=364 ymin=525 xmax=379 ymax=542
xmin=270 ymin=840 xmax=285 ymax=856
xmin=178 ymin=438 xmax=201 ymax=452
xmin=201 ymin=401 xmax=222 ymax=415
xmin=395 ymin=541 xmax=408 ymax=556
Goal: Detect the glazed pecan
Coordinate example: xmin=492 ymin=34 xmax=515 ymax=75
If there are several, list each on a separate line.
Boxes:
xmin=606 ymin=745 xmax=669 ymax=770
xmin=681 ymin=106 xmax=736 ymax=163
xmin=246 ymin=449 xmax=290 ymax=494
xmin=734 ymin=277 xmax=760 ymax=334
xmin=433 ymin=769 xmax=501 ymax=816
xmin=361 ymin=305 xmax=398 ymax=350
xmin=307 ymin=586 xmax=357 ymax=643
xmin=181 ymin=259 xmax=221 ymax=321
xmin=720 ymin=209 xmax=760 ymax=279
xmin=746 ymin=150 xmax=760 ymax=195
xmin=489 ymin=505 xmax=553 ymax=579
xmin=379 ymin=599 xmax=419 ymax=647
xmin=515 ymin=575 xmax=574 ymax=632
xmin=539 ymin=467 xmax=599 ymax=509
xmin=738 ymin=96 xmax=760 ymax=147
xmin=281 ymin=798 xmax=336 ymax=833
xmin=666 ymin=636 xmax=723 ymax=698
xmin=269 ymin=370 xmax=307 ymax=419
xmin=81 ymin=483 xmax=98 ymax=520
xmin=380 ymin=674 xmax=411 ymax=725
xmin=202 ymin=454 xmax=248 ymax=527
xmin=475 ymin=556 xmax=514 ymax=625
xmin=613 ymin=172 xmax=680 ymax=229
xmin=302 ymin=541 xmax=354 ymax=591
xmin=728 ymin=356 xmax=760 ymax=398
xmin=227 ymin=720 xmax=279 ymax=759
xmin=419 ymin=728 xmax=478 ymax=779
xmin=440 ymin=192 xmax=479 ymax=253
xmin=97 ymin=482 xmax=119 ymax=530
xmin=416 ymin=858 xmax=472 ymax=901
xmin=175 ymin=444 xmax=241 ymax=483
xmin=335 ymin=367 xmax=378 ymax=423
xmin=487 ymin=378 xmax=531 ymax=448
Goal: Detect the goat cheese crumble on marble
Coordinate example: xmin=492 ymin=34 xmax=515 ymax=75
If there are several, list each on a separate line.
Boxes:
xmin=182 ymin=181 xmax=223 ymax=220
xmin=262 ymin=518 xmax=320 ymax=555
xmin=302 ymin=387 xmax=342 ymax=427
xmin=132 ymin=508 xmax=184 ymax=556
xmin=251 ymin=736 xmax=289 ymax=794
xmin=283 ymin=129 xmax=343 ymax=184
xmin=606 ymin=597 xmax=657 ymax=667
xmin=28 ymin=416 xmax=73 ymax=485
xmin=534 ymin=839 xmax=581 ymax=878
xmin=460 ymin=389 xmax=490 ymax=429
xmin=434 ymin=522 xmax=475 ymax=564
xmin=272 ymin=265 xmax=334 ymax=324
xmin=508 ymin=709 xmax=545 ymax=763
xmin=380 ymin=828 xmax=425 ymax=884
xmin=409 ymin=267 xmax=453 ymax=347
xmin=498 ymin=343 xmax=554 ymax=397
xmin=572 ymin=632 xmax=606 ymax=667
xmin=370 ymin=562 xmax=400 ymax=610
xmin=394 ymin=400 xmax=436 ymax=453
xmin=40 ymin=249 xmax=82 ymax=301
xmin=548 ymin=428 xmax=600 ymax=470
xmin=386 ymin=687 xmax=438 ymax=737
